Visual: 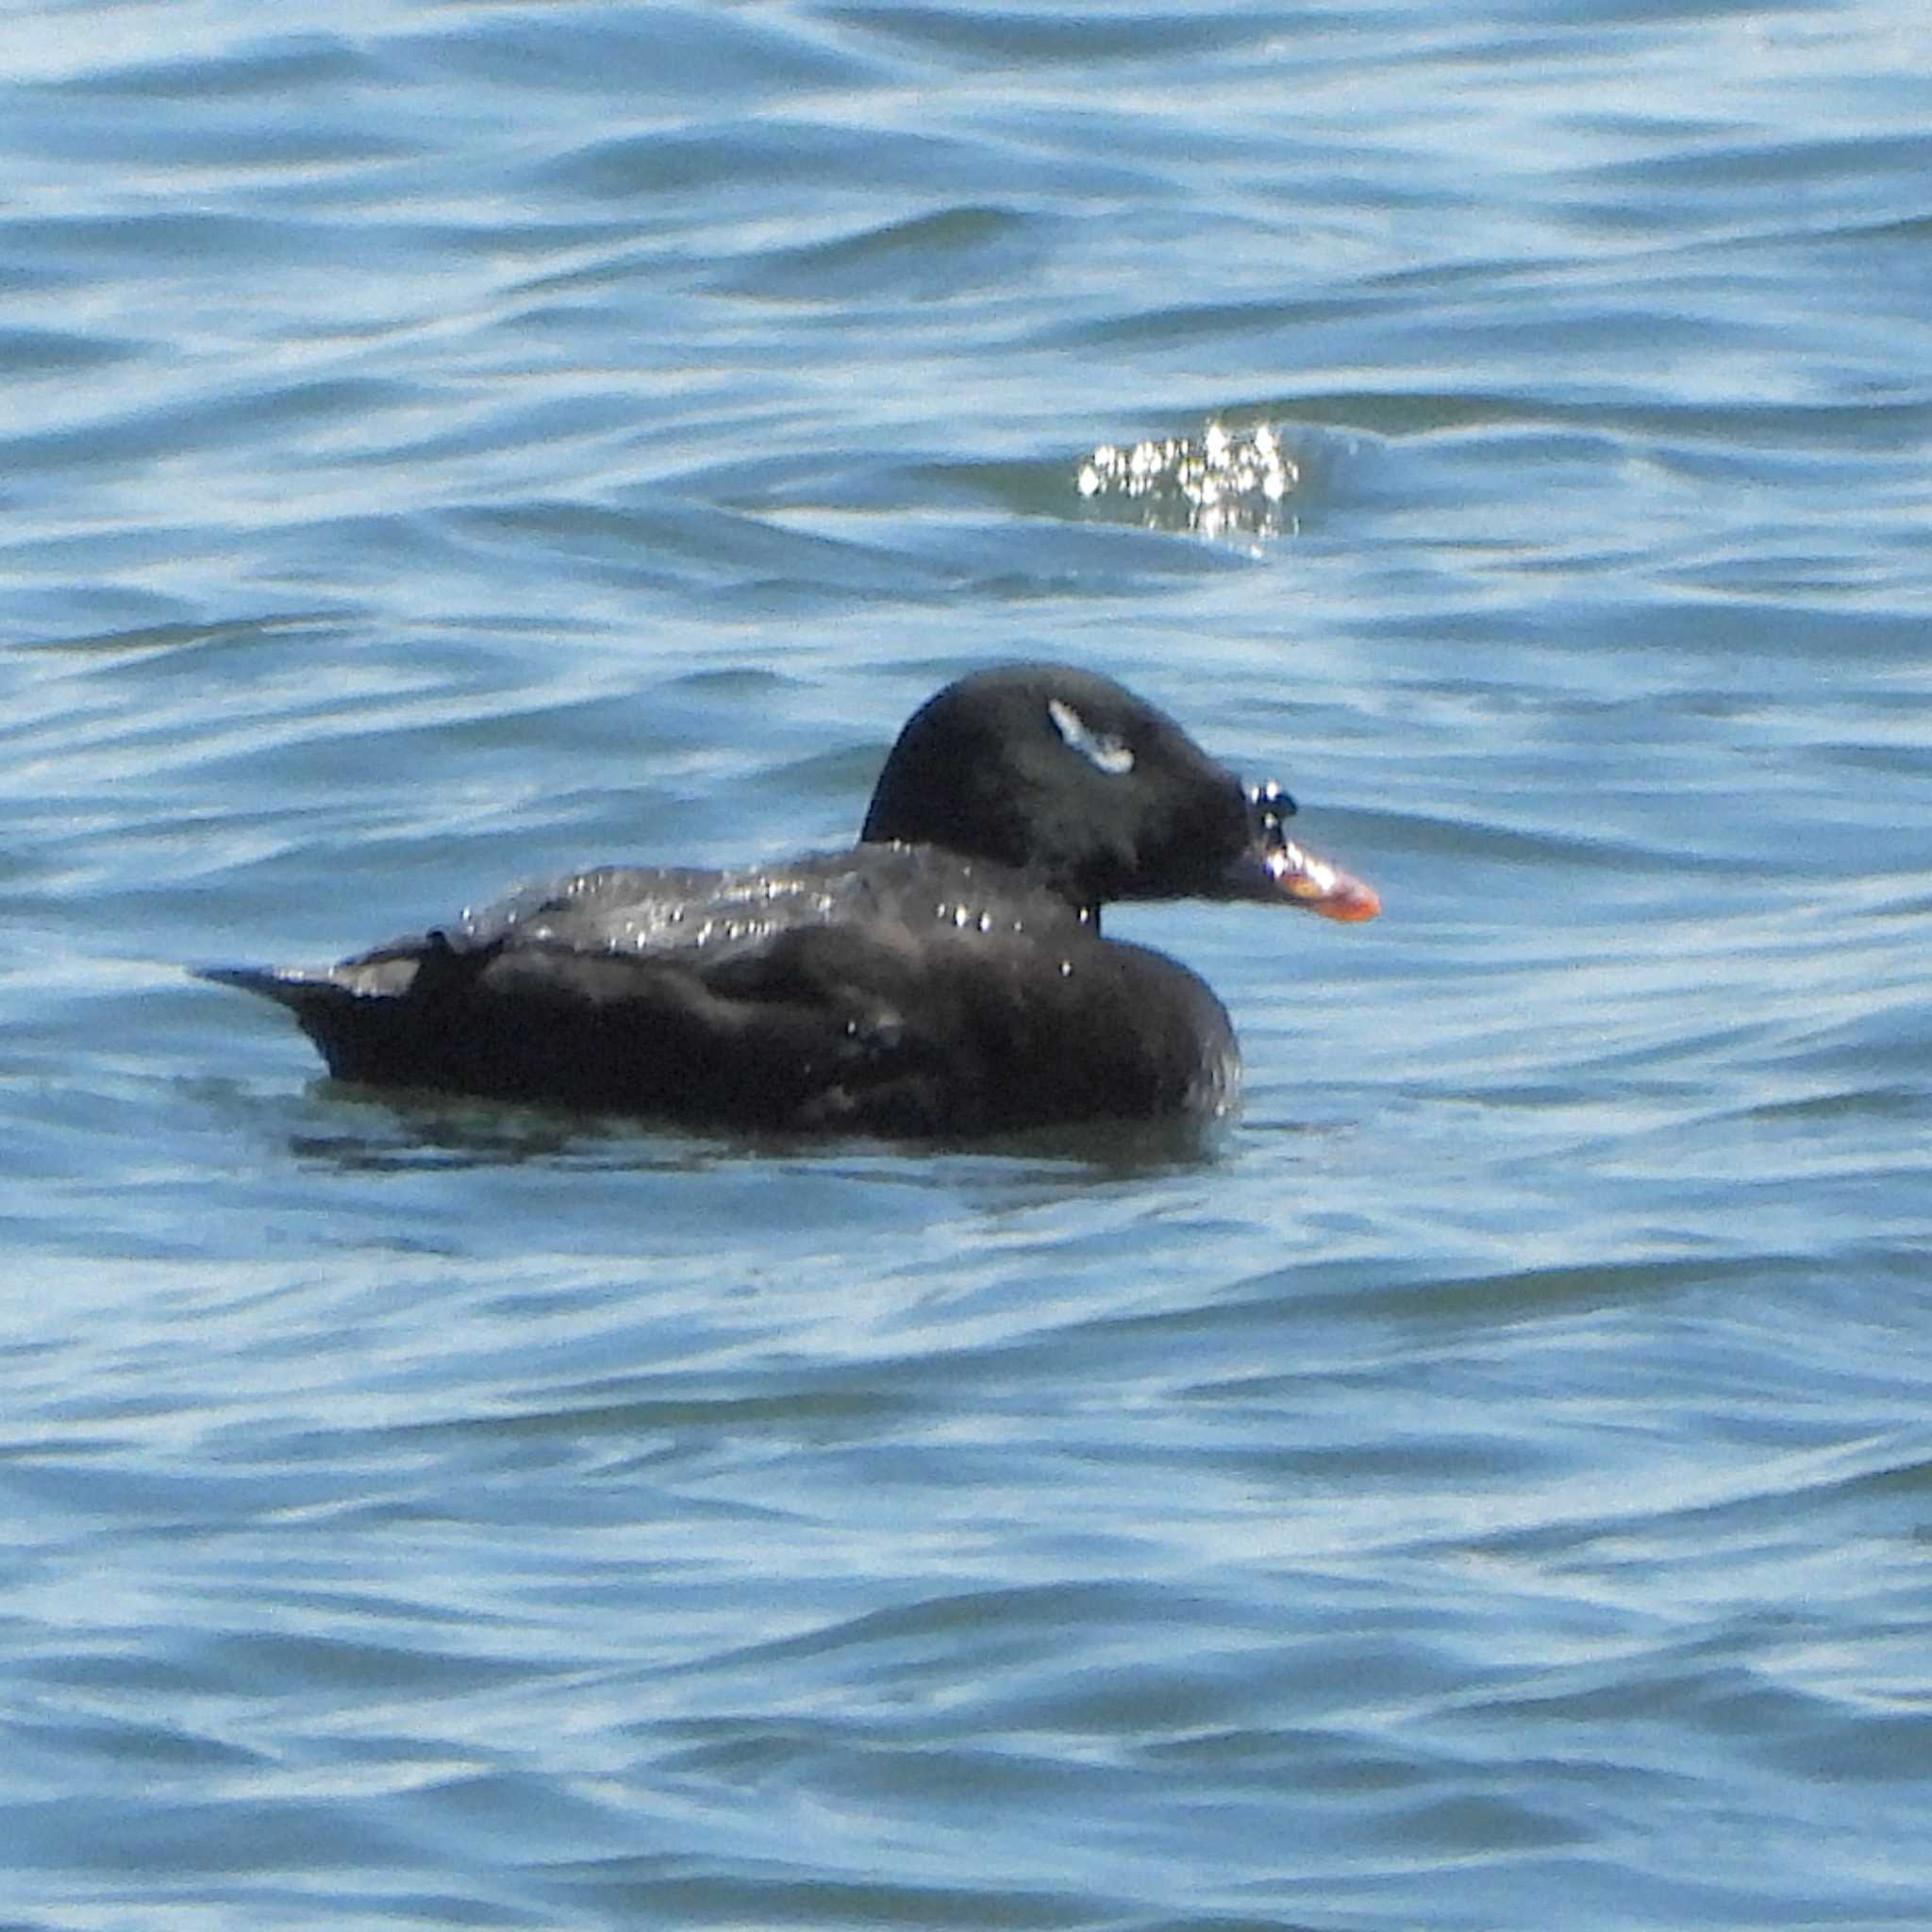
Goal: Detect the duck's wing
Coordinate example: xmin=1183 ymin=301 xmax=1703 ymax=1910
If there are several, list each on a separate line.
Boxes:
xmin=193 ymin=858 xmax=858 ymax=1105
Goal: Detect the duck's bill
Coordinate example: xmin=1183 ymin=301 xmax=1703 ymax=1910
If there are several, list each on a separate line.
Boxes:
xmin=1261 ymin=836 xmax=1381 ymax=922
xmin=1213 ymin=834 xmax=1380 ymax=921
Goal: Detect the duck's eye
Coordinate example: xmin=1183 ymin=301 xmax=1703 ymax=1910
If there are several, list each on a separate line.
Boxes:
xmin=1048 ymin=698 xmax=1136 ymax=775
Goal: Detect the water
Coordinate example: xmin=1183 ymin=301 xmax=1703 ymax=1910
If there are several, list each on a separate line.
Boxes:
xmin=6 ymin=2 xmax=1932 ymax=1926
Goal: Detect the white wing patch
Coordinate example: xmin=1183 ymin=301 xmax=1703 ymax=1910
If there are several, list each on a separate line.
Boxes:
xmin=1048 ymin=698 xmax=1136 ymax=775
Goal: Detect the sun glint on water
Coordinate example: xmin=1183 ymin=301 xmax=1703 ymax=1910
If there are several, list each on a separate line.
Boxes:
xmin=1075 ymin=421 xmax=1299 ymax=540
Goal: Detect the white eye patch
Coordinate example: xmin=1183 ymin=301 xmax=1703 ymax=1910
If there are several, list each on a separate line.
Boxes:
xmin=1048 ymin=698 xmax=1136 ymax=775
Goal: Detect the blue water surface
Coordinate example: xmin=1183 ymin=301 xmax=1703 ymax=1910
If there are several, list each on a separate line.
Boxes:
xmin=4 ymin=2 xmax=1931 ymax=1927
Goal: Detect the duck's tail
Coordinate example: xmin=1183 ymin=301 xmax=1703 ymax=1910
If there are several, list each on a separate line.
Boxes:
xmin=193 ymin=962 xmax=344 ymax=1011
xmin=192 ymin=960 xmax=428 ymax=1084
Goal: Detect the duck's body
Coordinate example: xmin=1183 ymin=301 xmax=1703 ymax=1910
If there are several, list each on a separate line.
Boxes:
xmin=200 ymin=664 xmax=1375 ymax=1136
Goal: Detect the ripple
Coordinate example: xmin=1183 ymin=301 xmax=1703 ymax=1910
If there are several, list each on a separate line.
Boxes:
xmin=715 ymin=205 xmax=1054 ymax=303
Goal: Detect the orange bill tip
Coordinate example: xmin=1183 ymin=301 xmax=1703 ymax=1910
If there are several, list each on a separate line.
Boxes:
xmin=1269 ymin=840 xmax=1381 ymax=923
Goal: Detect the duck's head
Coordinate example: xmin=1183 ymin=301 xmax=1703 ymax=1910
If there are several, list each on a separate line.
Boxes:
xmin=860 ymin=663 xmax=1379 ymax=923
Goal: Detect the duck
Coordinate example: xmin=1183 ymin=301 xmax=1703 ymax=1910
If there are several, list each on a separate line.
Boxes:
xmin=198 ymin=662 xmax=1377 ymax=1136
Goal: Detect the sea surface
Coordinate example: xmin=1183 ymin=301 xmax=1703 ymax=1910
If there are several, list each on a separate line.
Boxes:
xmin=5 ymin=2 xmax=1931 ymax=1927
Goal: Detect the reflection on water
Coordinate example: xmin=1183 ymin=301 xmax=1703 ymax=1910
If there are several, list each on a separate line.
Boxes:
xmin=1076 ymin=420 xmax=1300 ymax=540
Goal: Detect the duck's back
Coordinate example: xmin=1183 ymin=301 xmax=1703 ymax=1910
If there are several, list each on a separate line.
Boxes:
xmin=202 ymin=845 xmax=1239 ymax=1135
